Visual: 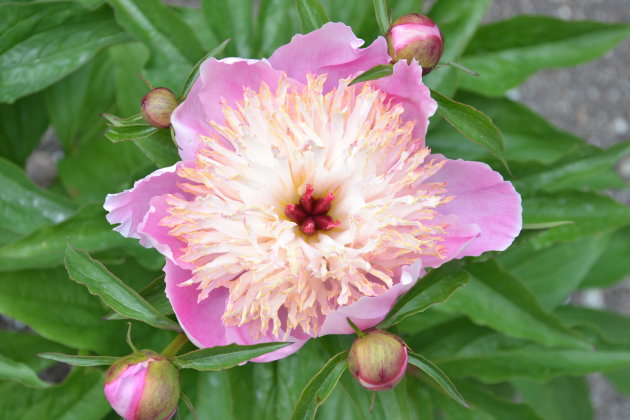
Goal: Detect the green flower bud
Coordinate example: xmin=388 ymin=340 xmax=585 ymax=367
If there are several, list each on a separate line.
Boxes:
xmin=141 ymin=88 xmax=178 ymax=128
xmin=348 ymin=330 xmax=408 ymax=391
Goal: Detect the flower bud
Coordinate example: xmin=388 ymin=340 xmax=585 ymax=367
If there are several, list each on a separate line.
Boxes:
xmin=141 ymin=87 xmax=178 ymax=128
xmin=104 ymin=350 xmax=180 ymax=420
xmin=386 ymin=13 xmax=444 ymax=75
xmin=348 ymin=330 xmax=408 ymax=391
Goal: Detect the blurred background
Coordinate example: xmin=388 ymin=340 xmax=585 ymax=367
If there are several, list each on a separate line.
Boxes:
xmin=12 ymin=0 xmax=630 ymax=418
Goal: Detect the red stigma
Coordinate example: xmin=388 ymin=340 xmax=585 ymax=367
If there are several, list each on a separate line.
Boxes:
xmin=284 ymin=184 xmax=340 ymax=236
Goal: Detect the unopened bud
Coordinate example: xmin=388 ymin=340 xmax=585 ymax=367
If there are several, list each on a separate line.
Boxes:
xmin=141 ymin=88 xmax=178 ymax=128
xmin=104 ymin=350 xmax=180 ymax=420
xmin=386 ymin=13 xmax=444 ymax=75
xmin=348 ymin=330 xmax=408 ymax=391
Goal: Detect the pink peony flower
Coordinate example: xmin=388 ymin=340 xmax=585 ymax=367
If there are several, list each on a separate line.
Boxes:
xmin=104 ymin=351 xmax=180 ymax=420
xmin=104 ymin=23 xmax=521 ymax=361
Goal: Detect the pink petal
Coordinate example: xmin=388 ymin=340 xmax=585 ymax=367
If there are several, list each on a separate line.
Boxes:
xmin=268 ymin=22 xmax=389 ymax=92
xmin=104 ymin=362 xmax=148 ymax=419
xmin=104 ymin=164 xmax=190 ymax=248
xmin=137 ymin=195 xmax=187 ymax=266
xmin=319 ymin=261 xmax=423 ymax=336
xmin=164 ymin=260 xmax=306 ymax=362
xmin=164 ymin=260 xmax=228 ymax=348
xmin=171 ymin=58 xmax=287 ymax=160
xmin=426 ymin=156 xmax=522 ymax=262
xmin=371 ymin=60 xmax=436 ymax=146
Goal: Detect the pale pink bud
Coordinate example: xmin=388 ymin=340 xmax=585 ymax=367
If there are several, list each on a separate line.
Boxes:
xmin=386 ymin=13 xmax=444 ymax=75
xmin=141 ymin=87 xmax=178 ymax=128
xmin=104 ymin=350 xmax=180 ymax=420
xmin=348 ymin=330 xmax=408 ymax=391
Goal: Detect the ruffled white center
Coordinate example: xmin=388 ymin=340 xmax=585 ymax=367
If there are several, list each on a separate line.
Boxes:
xmin=162 ymin=74 xmax=450 ymax=338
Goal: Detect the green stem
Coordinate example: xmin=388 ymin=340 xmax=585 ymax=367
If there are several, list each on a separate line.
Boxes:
xmin=346 ymin=318 xmax=366 ymax=338
xmin=161 ymin=333 xmax=189 ymax=357
xmin=126 ymin=322 xmax=138 ymax=353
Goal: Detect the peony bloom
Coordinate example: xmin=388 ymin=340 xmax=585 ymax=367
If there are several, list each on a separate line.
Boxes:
xmin=104 ymin=23 xmax=521 ymax=361
xmin=104 ymin=350 xmax=180 ymax=420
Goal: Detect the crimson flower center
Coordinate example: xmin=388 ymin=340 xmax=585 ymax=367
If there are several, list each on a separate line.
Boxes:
xmin=284 ymin=184 xmax=340 ymax=236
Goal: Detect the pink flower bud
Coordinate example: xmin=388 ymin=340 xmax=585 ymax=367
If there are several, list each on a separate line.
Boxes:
xmin=141 ymin=87 xmax=178 ymax=128
xmin=348 ymin=330 xmax=408 ymax=391
xmin=104 ymin=350 xmax=180 ymax=420
xmin=386 ymin=13 xmax=444 ymax=75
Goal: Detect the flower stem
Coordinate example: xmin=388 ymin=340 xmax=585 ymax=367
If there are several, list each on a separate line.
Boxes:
xmin=346 ymin=318 xmax=365 ymax=338
xmin=126 ymin=322 xmax=138 ymax=353
xmin=161 ymin=333 xmax=189 ymax=357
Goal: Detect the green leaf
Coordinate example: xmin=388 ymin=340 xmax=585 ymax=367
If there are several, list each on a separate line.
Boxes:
xmin=201 ymin=0 xmax=253 ymax=57
xmin=606 ymin=367 xmax=630 ymax=395
xmin=44 ymin=50 xmax=115 ymax=152
xmin=580 ymin=226 xmax=630 ymax=289
xmin=0 ymin=369 xmax=110 ymax=420
xmin=555 ymin=306 xmax=630 ymax=347
xmin=429 ymin=94 xmax=587 ymax=165
xmin=174 ymin=342 xmax=290 ymax=371
xmin=180 ymin=38 xmax=231 ymax=99
xmin=404 ymin=316 xmax=495 ymax=361
xmin=438 ymin=346 xmax=630 ymax=383
xmin=431 ymin=90 xmax=508 ymax=170
xmin=522 ymin=221 xmax=575 ymax=230
xmin=106 ymin=275 xmax=173 ymax=319
xmin=290 ymin=351 xmax=347 ymax=420
xmin=454 ymin=381 xmax=544 ymax=420
xmin=0 ymin=267 xmax=125 ymax=353
xmin=512 ymin=377 xmax=591 ymax=420
xmin=173 ymin=6 xmax=219 ymax=52
xmin=0 ymin=2 xmax=129 ymax=103
xmin=349 ymin=64 xmax=394 ymax=85
xmin=514 ymin=142 xmax=630 ymax=194
xmin=372 ymin=0 xmax=389 ymax=34
xmin=522 ymin=192 xmax=630 ymax=249
xmin=459 ymin=16 xmax=630 ymax=96
xmin=499 ymin=235 xmax=610 ymax=310
xmin=426 ymin=0 xmax=493 ymax=95
xmin=178 ymin=343 xmax=329 ymax=420
xmin=58 ymin=137 xmax=153 ymax=204
xmin=78 ymin=0 xmax=106 ymax=7
xmin=0 ymin=157 xmax=76 ymax=240
xmin=0 ymin=330 xmax=70 ymax=372
xmin=0 ymin=204 xmax=138 ymax=271
xmin=296 ymin=0 xmax=330 ymax=33
xmin=408 ymin=351 xmax=469 ymax=408
xmin=255 ymin=0 xmax=299 ymax=57
xmin=38 ymin=353 xmax=118 ymax=367
xmin=105 ymin=124 xmax=159 ymax=142
xmin=132 ymin=128 xmax=181 ymax=168
xmin=379 ymin=261 xmax=469 ymax=328
xmin=108 ymin=0 xmax=204 ymax=90
xmin=440 ymin=261 xmax=588 ymax=349
xmin=0 ymin=354 xmax=50 ymax=388
xmin=108 ymin=42 xmax=150 ymax=116
xmin=65 ymin=245 xmax=181 ymax=331
xmin=0 ymin=92 xmax=48 ymax=166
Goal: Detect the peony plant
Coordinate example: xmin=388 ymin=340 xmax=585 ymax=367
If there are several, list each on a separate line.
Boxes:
xmin=0 ymin=0 xmax=629 ymax=419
